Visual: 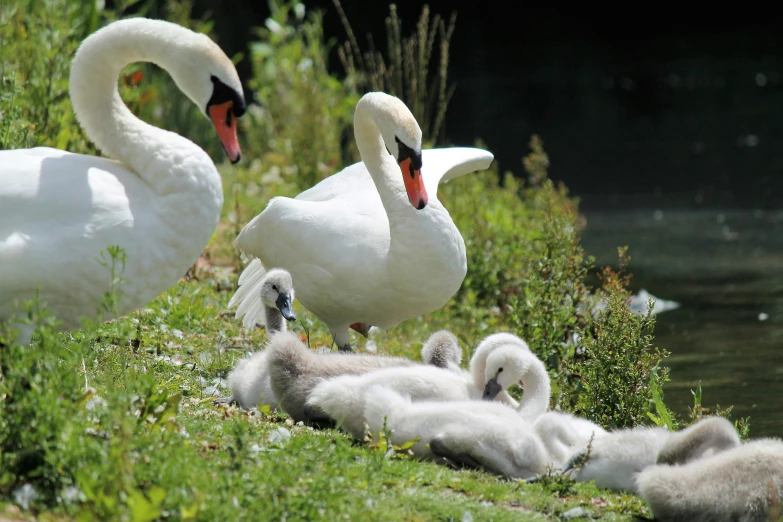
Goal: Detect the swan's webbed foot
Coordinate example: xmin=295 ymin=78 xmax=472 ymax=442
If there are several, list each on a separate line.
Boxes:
xmin=214 ymin=395 xmax=237 ymax=406
xmin=338 ymin=343 xmax=354 ymax=353
xmin=429 ymin=438 xmax=503 ymax=477
xmin=561 ymin=448 xmax=589 ymax=474
xmin=302 ymin=403 xmax=338 ymax=429
xmin=349 ymin=322 xmax=371 ymax=338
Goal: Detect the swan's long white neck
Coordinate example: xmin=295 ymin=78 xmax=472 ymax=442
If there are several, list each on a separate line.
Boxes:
xmin=352 ymin=96 xmax=410 ymax=216
xmin=517 ymin=357 xmax=552 ymax=421
xmin=353 ymin=94 xmax=464 ymax=292
xmin=69 ymin=19 xmax=220 ymax=201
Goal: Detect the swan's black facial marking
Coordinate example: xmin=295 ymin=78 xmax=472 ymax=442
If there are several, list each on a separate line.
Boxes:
xmin=207 ymin=75 xmax=246 ymax=117
xmin=394 ymin=136 xmax=422 ymax=177
xmin=482 ymin=376 xmax=503 ymax=401
xmin=275 ymin=292 xmax=296 ymax=322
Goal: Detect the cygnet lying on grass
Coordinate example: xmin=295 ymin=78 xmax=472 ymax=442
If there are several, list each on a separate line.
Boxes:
xmin=214 ymin=269 xmax=296 ymax=408
xmin=558 ymin=416 xmax=740 ymax=493
xmin=362 ymin=384 xmax=552 ymax=478
xmin=637 ymin=437 xmax=783 ymax=522
xmin=267 ymin=331 xmax=419 ymax=424
xmin=305 ymin=332 xmax=528 ymax=439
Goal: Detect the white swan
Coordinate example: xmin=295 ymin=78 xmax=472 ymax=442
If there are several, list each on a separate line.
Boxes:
xmin=559 ymin=416 xmax=740 ymax=493
xmin=304 ymin=332 xmax=529 ymax=439
xmin=0 ymin=18 xmax=245 ymax=345
xmin=214 ymin=269 xmax=296 ymax=409
xmin=637 ymin=438 xmax=783 ymax=522
xmin=229 ymin=92 xmax=494 ymax=351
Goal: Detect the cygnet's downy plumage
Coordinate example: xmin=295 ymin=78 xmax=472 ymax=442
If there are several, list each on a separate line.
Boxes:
xmin=420 ymin=330 xmax=462 ymax=371
xmin=560 ymin=416 xmax=740 ymax=493
xmin=479 ymin=338 xmax=551 ymax=421
xmin=214 ymin=269 xmax=296 ymax=409
xmin=361 ymin=384 xmax=551 ymax=479
xmin=637 ymin=438 xmax=783 ymax=522
xmin=305 ymin=332 xmax=529 ymax=439
xmin=531 ymin=411 xmax=608 ymax=467
xmin=267 ymin=331 xmax=417 ymax=424
xmin=655 ymin=415 xmax=741 ymax=466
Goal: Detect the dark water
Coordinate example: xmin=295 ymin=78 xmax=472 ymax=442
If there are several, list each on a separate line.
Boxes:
xmin=580 ymin=207 xmax=783 ymax=437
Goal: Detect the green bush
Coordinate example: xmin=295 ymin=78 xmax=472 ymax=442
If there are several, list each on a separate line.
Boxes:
xmin=241 ymin=0 xmax=359 ymax=191
xmin=444 ymin=136 xmax=674 ymax=427
xmin=572 ymin=250 xmax=671 ymax=428
xmin=0 ymin=0 xmax=99 ymax=151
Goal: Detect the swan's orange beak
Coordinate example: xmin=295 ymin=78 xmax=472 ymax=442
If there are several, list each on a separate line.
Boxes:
xmin=400 ymin=157 xmax=427 ymax=210
xmin=208 ymin=101 xmax=242 ymax=164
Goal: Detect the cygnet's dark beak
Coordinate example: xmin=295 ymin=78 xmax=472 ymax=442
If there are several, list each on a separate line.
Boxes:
xmin=482 ymin=376 xmax=502 ymax=401
xmin=275 ymin=293 xmax=296 ymax=321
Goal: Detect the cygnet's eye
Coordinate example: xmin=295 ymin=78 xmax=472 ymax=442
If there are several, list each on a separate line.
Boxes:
xmin=272 ymin=284 xmax=278 ymax=291
xmin=497 ymin=367 xmax=503 ymax=373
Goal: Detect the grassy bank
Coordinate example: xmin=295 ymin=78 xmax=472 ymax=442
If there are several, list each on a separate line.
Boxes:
xmin=0 ymin=0 xmax=746 ymax=520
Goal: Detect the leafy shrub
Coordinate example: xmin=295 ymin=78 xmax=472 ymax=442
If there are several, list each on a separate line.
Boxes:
xmin=333 ymin=0 xmax=456 ymax=146
xmin=241 ymin=0 xmax=359 ymax=191
xmin=447 ymin=135 xmax=674 ymax=427
xmin=572 ymin=250 xmax=671 ymax=428
xmin=0 ymin=0 xmax=99 ymax=151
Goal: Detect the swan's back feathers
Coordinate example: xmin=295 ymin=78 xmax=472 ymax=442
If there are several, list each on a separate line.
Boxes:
xmin=420 ymin=330 xmax=462 ymax=369
xmin=266 ymin=331 xmax=416 ymax=421
xmin=291 ymin=147 xmax=494 ymax=205
xmin=0 ymin=148 xmax=213 ymax=330
xmin=655 ymin=416 xmax=740 ymax=466
xmin=637 ymin=438 xmax=783 ymax=522
xmin=566 ymin=426 xmax=670 ymax=493
xmin=362 ymin=387 xmax=549 ymax=478
xmin=362 ymin=384 xmax=411 ymax=436
xmin=306 ymin=363 xmax=481 ymax=439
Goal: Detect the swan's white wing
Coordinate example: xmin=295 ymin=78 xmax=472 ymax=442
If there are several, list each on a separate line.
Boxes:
xmin=419 ymin=147 xmax=494 ymax=197
xmin=293 ymin=161 xmax=375 ymax=202
xmin=293 ymin=147 xmax=494 ymax=204
xmin=0 ymin=147 xmax=179 ymax=328
xmin=236 ymin=193 xmax=387 ymax=274
xmin=0 ymin=147 xmax=146 ymax=291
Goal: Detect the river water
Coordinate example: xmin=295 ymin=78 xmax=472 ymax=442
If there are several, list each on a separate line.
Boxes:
xmin=580 ymin=205 xmax=783 ymax=437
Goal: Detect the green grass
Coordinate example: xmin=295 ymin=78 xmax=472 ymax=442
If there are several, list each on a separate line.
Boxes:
xmin=0 ymin=269 xmax=650 ymax=521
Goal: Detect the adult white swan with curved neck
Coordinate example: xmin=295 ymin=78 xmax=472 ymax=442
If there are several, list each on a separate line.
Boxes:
xmin=230 ymin=92 xmax=493 ymax=351
xmin=0 ymin=18 xmax=245 ymax=344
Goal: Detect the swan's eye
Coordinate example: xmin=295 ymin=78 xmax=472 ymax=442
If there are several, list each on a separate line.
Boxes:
xmin=497 ymin=368 xmax=503 ymax=373
xmin=272 ymin=285 xmax=278 ymax=291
